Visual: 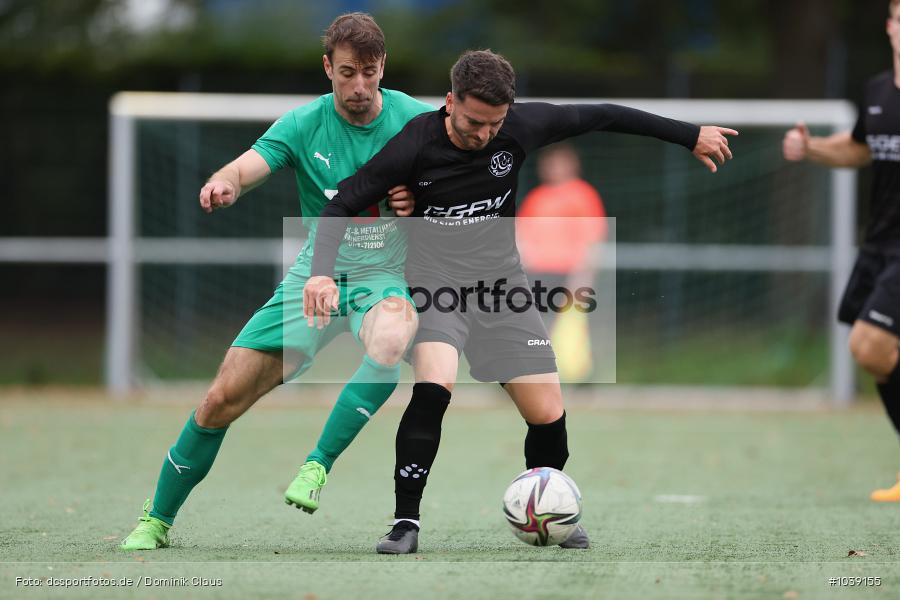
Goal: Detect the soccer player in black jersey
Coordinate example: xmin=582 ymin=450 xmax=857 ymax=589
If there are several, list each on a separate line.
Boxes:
xmin=306 ymin=50 xmax=737 ymax=552
xmin=783 ymin=0 xmax=900 ymax=502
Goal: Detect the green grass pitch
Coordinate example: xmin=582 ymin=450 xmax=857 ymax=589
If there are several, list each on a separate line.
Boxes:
xmin=2 ymin=390 xmax=900 ymax=599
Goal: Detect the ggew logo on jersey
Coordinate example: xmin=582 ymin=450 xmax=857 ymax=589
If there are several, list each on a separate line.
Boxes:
xmin=489 ymin=151 xmax=514 ymax=177
xmin=424 ymin=189 xmax=512 ymax=217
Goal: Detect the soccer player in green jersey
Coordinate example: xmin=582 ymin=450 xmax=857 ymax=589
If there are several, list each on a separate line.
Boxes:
xmin=121 ymin=13 xmax=433 ymax=551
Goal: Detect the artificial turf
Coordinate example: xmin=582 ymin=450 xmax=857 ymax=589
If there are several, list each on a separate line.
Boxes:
xmin=2 ymin=390 xmax=899 ymax=599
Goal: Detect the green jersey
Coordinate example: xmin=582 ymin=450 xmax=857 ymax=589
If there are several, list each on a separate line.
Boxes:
xmin=252 ymin=88 xmax=433 ymax=278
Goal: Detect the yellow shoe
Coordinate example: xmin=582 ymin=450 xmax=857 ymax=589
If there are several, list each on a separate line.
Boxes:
xmin=870 ymin=480 xmax=900 ymax=502
xmin=284 ymin=461 xmax=327 ymax=514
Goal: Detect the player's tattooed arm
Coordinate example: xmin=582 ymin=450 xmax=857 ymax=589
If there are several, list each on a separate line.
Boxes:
xmin=199 ymin=149 xmax=271 ymax=213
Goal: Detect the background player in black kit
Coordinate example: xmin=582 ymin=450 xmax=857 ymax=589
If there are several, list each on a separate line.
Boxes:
xmin=783 ymin=0 xmax=900 ymax=503
xmin=306 ymin=50 xmax=737 ymax=552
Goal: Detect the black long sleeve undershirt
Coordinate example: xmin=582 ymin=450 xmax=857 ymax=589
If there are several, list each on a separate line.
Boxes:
xmin=512 ymin=102 xmax=699 ymax=153
xmin=310 ymin=102 xmax=701 ymax=278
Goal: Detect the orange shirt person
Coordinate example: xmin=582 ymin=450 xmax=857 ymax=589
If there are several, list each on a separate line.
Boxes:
xmin=518 ymin=143 xmax=607 ymax=382
xmin=519 ymin=143 xmax=606 ymax=286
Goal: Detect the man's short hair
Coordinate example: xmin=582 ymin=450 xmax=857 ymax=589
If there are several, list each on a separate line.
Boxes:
xmin=322 ymin=12 xmax=385 ymax=63
xmin=891 ymin=0 xmax=900 ymax=16
xmin=450 ymin=50 xmax=516 ymax=106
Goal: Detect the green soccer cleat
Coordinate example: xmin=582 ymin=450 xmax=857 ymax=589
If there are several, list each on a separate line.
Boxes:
xmin=284 ymin=460 xmax=328 ymax=514
xmin=120 ymin=499 xmax=170 ymax=551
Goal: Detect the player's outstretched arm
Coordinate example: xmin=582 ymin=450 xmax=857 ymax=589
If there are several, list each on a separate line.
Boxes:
xmin=513 ymin=103 xmax=738 ymax=171
xmin=782 ymin=122 xmax=871 ymax=168
xmin=198 ymin=149 xmax=271 ymax=213
xmin=693 ymin=126 xmax=739 ymax=173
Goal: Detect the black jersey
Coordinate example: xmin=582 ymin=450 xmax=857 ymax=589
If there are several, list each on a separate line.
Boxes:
xmin=311 ymin=102 xmax=699 ymax=279
xmin=852 ymin=71 xmax=900 ymax=253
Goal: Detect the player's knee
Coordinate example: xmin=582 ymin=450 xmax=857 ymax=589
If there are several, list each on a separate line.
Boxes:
xmin=383 ymin=297 xmax=418 ymax=332
xmin=363 ymin=299 xmax=416 ymax=365
xmin=849 ymin=329 xmax=896 ymax=378
xmin=197 ymin=385 xmax=241 ymax=428
xmin=366 ymin=334 xmax=408 ymax=366
xmin=525 ymin=405 xmax=564 ymax=425
xmin=515 ymin=385 xmax=564 ymax=425
xmin=366 ymin=322 xmax=414 ymax=365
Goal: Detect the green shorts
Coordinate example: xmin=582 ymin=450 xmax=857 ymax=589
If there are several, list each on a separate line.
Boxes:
xmin=232 ymin=269 xmax=411 ymax=380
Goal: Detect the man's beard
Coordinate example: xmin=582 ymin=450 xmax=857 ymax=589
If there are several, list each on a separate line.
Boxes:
xmin=343 ymin=96 xmax=372 ymax=115
xmin=451 ymin=118 xmax=489 ymax=150
xmin=463 ymin=132 xmax=491 ymax=150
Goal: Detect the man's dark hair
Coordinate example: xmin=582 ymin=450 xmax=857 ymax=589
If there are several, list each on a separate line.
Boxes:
xmin=450 ymin=50 xmax=516 ymax=105
xmin=322 ymin=12 xmax=385 ymax=63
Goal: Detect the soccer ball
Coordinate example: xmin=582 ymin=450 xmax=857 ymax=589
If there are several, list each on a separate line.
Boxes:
xmin=502 ymin=467 xmax=582 ymax=546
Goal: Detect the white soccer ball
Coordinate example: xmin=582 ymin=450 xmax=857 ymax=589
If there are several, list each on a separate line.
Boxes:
xmin=502 ymin=467 xmax=582 ymax=546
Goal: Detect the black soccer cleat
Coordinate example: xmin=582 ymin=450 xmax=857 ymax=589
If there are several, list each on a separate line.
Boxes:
xmin=375 ymin=520 xmax=419 ymax=554
xmin=558 ymin=524 xmax=590 ymax=549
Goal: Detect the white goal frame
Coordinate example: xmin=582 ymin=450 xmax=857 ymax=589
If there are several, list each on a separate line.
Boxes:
xmin=3 ymin=93 xmax=858 ymax=401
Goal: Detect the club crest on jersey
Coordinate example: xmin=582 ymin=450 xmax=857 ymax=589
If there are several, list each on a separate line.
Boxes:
xmin=489 ymin=151 xmax=514 ymax=177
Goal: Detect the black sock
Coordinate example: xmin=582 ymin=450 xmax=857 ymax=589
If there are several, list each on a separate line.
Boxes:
xmin=394 ymin=382 xmax=451 ymax=521
xmin=524 ymin=411 xmax=569 ymax=470
xmin=877 ymin=358 xmax=900 ymax=435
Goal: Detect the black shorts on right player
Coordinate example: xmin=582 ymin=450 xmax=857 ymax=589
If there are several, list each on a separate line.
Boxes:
xmin=838 ymin=248 xmax=900 ymax=434
xmin=845 ymin=70 xmax=900 ymax=443
xmin=838 ymin=249 xmax=900 ymax=337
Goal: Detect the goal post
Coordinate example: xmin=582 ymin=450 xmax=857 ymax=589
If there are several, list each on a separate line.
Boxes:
xmin=105 ymin=92 xmax=857 ymax=401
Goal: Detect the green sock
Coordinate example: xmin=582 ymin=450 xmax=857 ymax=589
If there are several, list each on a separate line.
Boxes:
xmin=306 ymin=355 xmax=400 ymax=472
xmin=149 ymin=411 xmax=228 ymax=525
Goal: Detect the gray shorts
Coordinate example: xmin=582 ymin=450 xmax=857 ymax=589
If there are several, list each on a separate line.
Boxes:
xmin=408 ymin=268 xmax=558 ymax=383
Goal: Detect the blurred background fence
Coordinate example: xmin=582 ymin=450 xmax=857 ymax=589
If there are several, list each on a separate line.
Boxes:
xmin=1 ymin=0 xmax=892 ymax=399
xmin=2 ymin=93 xmax=857 ymax=402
